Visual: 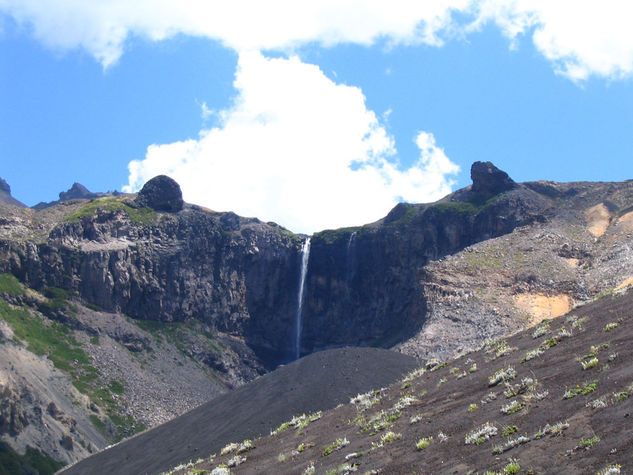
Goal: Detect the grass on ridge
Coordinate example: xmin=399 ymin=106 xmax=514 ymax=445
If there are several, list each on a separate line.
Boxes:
xmin=64 ymin=197 xmax=157 ymax=225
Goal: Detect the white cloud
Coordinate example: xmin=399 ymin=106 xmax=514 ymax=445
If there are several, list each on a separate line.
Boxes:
xmin=3 ymin=0 xmax=633 ymax=80
xmin=0 ymin=0 xmax=471 ymax=68
xmin=474 ymin=0 xmax=633 ymax=80
xmin=124 ymin=52 xmax=459 ymax=234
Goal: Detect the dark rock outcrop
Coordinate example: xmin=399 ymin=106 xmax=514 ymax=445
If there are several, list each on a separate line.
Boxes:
xmin=59 ymin=183 xmax=99 ymax=202
xmin=471 ymin=161 xmax=517 ymax=197
xmin=33 ymin=182 xmax=121 ymax=210
xmin=0 ymin=178 xmax=10 ymax=194
xmin=134 ymin=175 xmax=183 ymax=212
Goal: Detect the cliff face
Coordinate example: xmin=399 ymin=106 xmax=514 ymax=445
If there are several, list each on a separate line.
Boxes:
xmin=2 ymin=163 xmax=632 ymax=365
xmin=0 ymin=204 xmax=303 ymax=366
xmin=0 ymin=163 xmax=553 ymax=364
xmin=301 ymin=180 xmax=551 ymax=354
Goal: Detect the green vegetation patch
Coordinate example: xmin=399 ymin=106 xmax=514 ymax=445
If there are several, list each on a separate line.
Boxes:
xmin=0 ymin=301 xmax=90 ymax=374
xmin=563 ymin=379 xmax=598 ymax=399
xmin=89 ymin=415 xmax=106 ymax=435
xmin=0 ymin=274 xmax=25 ymax=296
xmin=65 ymin=197 xmax=157 ymax=225
xmin=313 ymin=226 xmax=362 ymax=245
xmin=0 ymin=441 xmax=64 ymax=475
xmin=430 ymin=195 xmax=499 ymax=217
xmin=37 ymin=287 xmax=72 ymax=315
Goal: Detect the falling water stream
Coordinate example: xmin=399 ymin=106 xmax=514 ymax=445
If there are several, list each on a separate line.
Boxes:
xmin=295 ymin=237 xmax=311 ymax=359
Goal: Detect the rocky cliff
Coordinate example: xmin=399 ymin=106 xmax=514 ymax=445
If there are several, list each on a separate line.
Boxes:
xmin=1 ymin=177 xmax=304 ymax=366
xmin=3 ymin=165 xmax=633 ymax=364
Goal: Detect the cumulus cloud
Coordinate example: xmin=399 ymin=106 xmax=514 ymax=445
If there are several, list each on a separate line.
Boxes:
xmin=124 ymin=52 xmax=459 ymax=233
xmin=474 ymin=0 xmax=633 ymax=80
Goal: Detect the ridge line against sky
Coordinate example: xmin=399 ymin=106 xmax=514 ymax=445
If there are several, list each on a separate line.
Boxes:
xmin=1 ymin=1 xmax=632 ymax=233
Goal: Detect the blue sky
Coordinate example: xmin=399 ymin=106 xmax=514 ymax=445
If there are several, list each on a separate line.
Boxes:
xmin=1 ymin=2 xmax=632 ymax=233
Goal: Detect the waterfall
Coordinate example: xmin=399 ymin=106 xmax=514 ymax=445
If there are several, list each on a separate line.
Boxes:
xmin=295 ymin=237 xmax=311 ymax=359
xmin=346 ymin=231 xmax=357 ymax=284
xmin=347 ymin=231 xmax=357 ymax=253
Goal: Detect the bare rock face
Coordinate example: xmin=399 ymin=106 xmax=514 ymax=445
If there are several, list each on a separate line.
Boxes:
xmin=471 ymin=161 xmax=517 ymax=197
xmin=134 ymin=175 xmax=183 ymax=212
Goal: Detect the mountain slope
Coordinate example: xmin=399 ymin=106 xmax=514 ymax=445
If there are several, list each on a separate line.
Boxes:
xmin=162 ymin=287 xmax=633 ymax=474
xmin=60 ymin=348 xmax=419 ymax=475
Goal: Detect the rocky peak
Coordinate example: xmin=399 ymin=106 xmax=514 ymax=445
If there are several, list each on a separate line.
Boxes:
xmin=134 ymin=175 xmax=184 ymax=212
xmin=59 ymin=183 xmax=99 ymax=201
xmin=0 ymin=178 xmax=10 ymax=194
xmin=470 ymin=161 xmax=516 ymax=197
xmin=0 ymin=177 xmax=26 ymax=207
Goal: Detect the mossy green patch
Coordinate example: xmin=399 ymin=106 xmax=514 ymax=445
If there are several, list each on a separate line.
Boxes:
xmin=108 ymin=379 xmax=125 ymax=395
xmin=430 ymin=195 xmax=499 ymax=217
xmin=37 ymin=287 xmax=72 ymax=316
xmin=89 ymin=415 xmax=106 ymax=435
xmin=0 ymin=274 xmax=25 ymax=296
xmin=65 ymin=197 xmax=157 ymax=225
xmin=314 ymin=226 xmax=362 ymax=245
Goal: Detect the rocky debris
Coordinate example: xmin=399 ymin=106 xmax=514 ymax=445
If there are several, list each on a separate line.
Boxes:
xmin=470 ymin=161 xmax=517 ymax=197
xmin=134 ymin=175 xmax=183 ymax=212
xmin=0 ymin=177 xmax=26 ymax=207
xmin=59 ymin=183 xmax=100 ymax=202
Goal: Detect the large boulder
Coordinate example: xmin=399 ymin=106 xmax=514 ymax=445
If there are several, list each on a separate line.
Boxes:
xmin=471 ymin=161 xmax=516 ymax=197
xmin=135 ymin=175 xmax=184 ymax=212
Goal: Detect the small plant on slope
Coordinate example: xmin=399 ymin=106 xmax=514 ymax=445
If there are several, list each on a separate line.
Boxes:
xmin=322 ymin=438 xmax=349 ymax=457
xmin=416 ymin=437 xmax=432 ymax=450
xmin=465 ymin=422 xmax=498 ymax=445
xmin=489 ymin=367 xmax=517 ymax=386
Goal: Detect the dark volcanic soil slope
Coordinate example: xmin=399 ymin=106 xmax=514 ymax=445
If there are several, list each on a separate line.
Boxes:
xmin=175 ymin=288 xmax=633 ymax=474
xmin=60 ymin=347 xmax=418 ymax=475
